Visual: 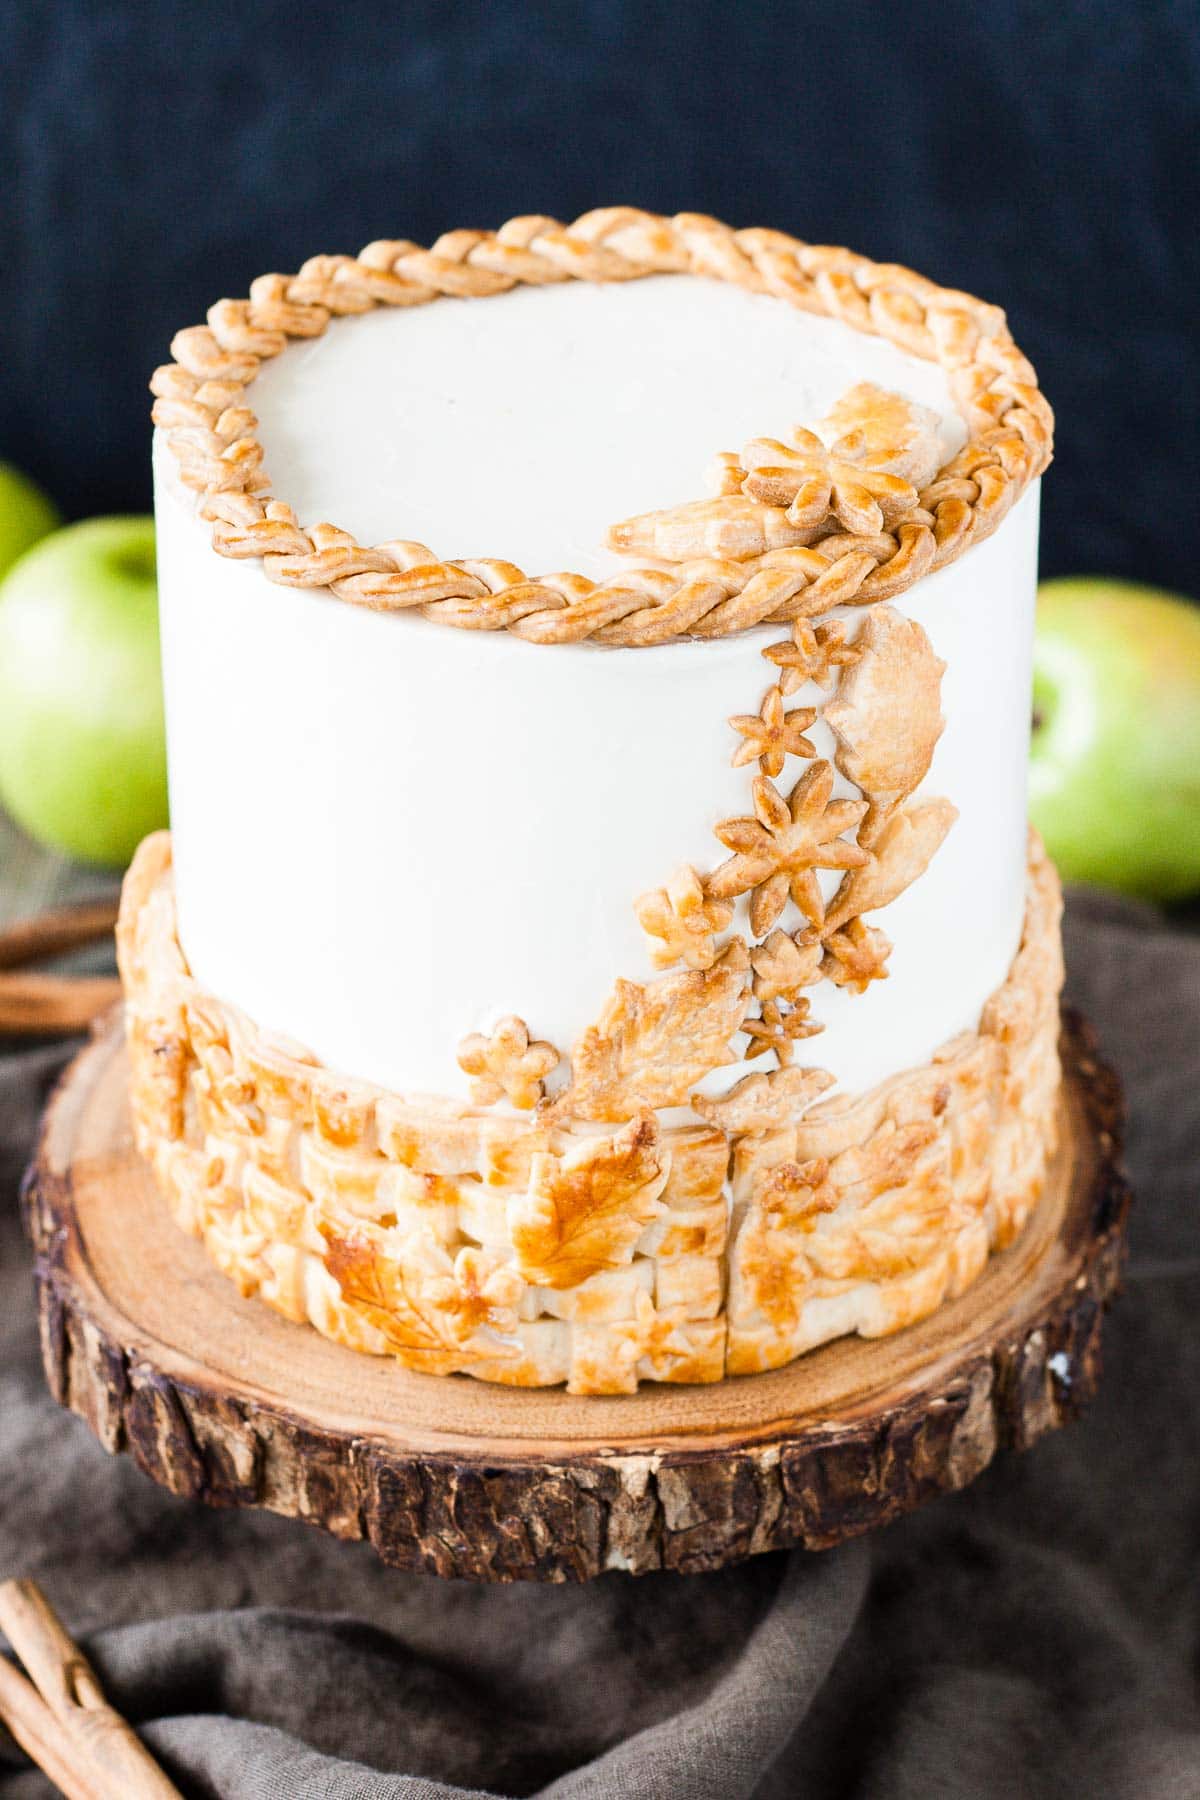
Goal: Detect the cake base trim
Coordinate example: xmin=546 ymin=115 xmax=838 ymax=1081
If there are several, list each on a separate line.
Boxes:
xmin=23 ymin=1005 xmax=1125 ymax=1579
xmin=116 ymin=833 xmax=1063 ymax=1394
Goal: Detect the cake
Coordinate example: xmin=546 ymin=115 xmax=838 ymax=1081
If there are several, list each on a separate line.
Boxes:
xmin=117 ymin=208 xmax=1061 ymax=1395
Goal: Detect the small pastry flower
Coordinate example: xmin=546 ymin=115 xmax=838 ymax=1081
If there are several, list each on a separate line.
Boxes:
xmin=457 ymin=1016 xmax=560 ymax=1109
xmin=749 ymin=929 xmax=824 ymax=1004
xmin=821 ymin=918 xmax=893 ymax=993
xmin=740 ymin=428 xmax=917 ymax=533
xmin=634 ymin=865 xmax=734 ymax=971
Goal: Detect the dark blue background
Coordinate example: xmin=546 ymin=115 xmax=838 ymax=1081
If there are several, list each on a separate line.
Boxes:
xmin=2 ymin=0 xmax=1197 ymax=592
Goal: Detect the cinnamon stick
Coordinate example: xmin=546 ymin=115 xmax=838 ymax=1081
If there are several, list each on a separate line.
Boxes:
xmin=0 ymin=1579 xmax=182 ymax=1798
xmin=0 ymin=896 xmax=122 ymax=1036
xmin=0 ymin=896 xmax=119 ymax=973
xmin=0 ymin=1653 xmax=98 ymax=1800
xmin=0 ymin=974 xmax=123 ymax=1035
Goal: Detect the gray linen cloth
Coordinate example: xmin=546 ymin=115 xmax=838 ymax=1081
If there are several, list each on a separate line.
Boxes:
xmin=2 ymin=874 xmax=1198 ymax=1798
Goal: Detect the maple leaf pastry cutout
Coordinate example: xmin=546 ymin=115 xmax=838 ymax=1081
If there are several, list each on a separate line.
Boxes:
xmin=821 ymin=917 xmax=893 ymax=992
xmin=611 ymin=1289 xmax=720 ymax=1386
xmin=510 ymin=1113 xmax=669 ymax=1289
xmin=753 ymin=1155 xmax=839 ymax=1226
xmin=624 ymin=1288 xmax=700 ymax=1361
xmin=728 ymin=685 xmax=819 ymax=777
xmin=725 ymin=1157 xmax=842 ymax=1352
xmin=749 ymin=929 xmax=824 ymax=1004
xmin=830 ymin=1118 xmax=941 ymax=1212
xmin=456 ymin=1015 xmax=560 ymax=1110
xmin=321 ymin=1228 xmax=523 ymax=1374
xmin=634 ymin=864 xmax=733 ymax=971
xmin=708 ymin=761 xmax=869 ymax=937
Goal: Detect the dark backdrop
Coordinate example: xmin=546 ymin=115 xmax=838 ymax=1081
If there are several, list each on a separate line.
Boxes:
xmin=2 ymin=0 xmax=1197 ymax=593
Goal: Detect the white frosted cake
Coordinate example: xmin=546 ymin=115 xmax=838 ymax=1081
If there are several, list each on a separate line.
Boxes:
xmin=118 ymin=208 xmax=1061 ymax=1394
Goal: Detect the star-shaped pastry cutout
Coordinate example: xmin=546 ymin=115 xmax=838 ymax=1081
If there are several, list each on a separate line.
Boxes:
xmin=761 ymin=620 xmax=861 ymax=698
xmin=743 ymin=996 xmax=825 ymax=1066
xmin=728 ymin=686 xmax=819 ymax=776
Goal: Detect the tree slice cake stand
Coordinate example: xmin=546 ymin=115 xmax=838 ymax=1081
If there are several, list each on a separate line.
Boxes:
xmin=22 ymin=1006 xmax=1129 ymax=1583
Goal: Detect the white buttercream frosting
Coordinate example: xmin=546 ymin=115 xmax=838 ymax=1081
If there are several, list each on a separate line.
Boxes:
xmin=153 ymin=273 xmax=1038 ymax=1105
xmin=245 ymin=276 xmax=965 ymax=577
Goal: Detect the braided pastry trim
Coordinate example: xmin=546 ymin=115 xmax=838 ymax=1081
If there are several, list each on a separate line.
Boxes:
xmin=151 ymin=209 xmax=1053 ymax=646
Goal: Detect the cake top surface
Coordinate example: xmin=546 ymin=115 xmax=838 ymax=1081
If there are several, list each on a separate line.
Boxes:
xmin=243 ymin=277 xmax=965 ymax=581
xmin=151 ymin=209 xmax=1052 ymax=644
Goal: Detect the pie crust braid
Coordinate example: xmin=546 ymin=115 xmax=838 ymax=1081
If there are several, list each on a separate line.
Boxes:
xmin=151 ymin=209 xmax=1053 ymax=646
xmin=117 ymin=832 xmax=1063 ymax=1393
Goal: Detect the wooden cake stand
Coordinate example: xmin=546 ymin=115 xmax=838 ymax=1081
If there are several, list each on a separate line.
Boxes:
xmin=22 ymin=1007 xmax=1129 ymax=1583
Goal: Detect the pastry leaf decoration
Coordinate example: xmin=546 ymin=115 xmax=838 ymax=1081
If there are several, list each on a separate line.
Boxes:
xmin=822 ymin=605 xmax=947 ymax=821
xmin=817 ymin=383 xmax=943 ymax=487
xmin=823 ymin=798 xmax=958 ymax=936
xmin=322 ymin=1229 xmax=522 ymax=1373
xmin=544 ymin=947 xmax=750 ymax=1123
xmin=693 ymin=1064 xmax=835 ymax=1136
xmin=606 ymin=495 xmax=813 ymax=561
xmin=749 ymin=930 xmax=824 ymax=1004
xmin=821 ymin=918 xmax=893 ymax=992
xmin=510 ymin=1114 xmax=669 ymax=1289
xmin=753 ymin=1156 xmax=838 ymax=1224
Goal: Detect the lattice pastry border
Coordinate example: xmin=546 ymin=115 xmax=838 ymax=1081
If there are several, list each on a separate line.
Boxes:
xmin=117 ymin=831 xmax=1063 ymax=1393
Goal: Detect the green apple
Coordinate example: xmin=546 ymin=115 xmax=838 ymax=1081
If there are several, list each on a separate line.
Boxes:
xmin=0 ymin=516 xmax=168 ymax=866
xmin=0 ymin=463 xmax=60 ymax=580
xmin=1030 ymin=578 xmax=1200 ymax=901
